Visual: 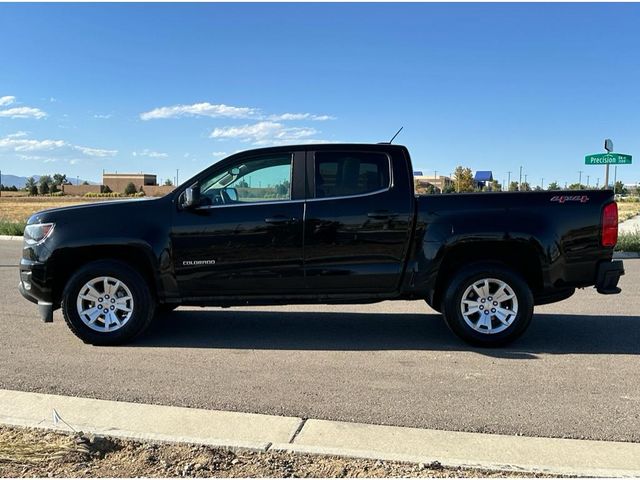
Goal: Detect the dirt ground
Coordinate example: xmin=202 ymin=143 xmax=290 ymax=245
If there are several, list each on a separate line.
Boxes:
xmin=0 ymin=426 xmax=553 ymax=478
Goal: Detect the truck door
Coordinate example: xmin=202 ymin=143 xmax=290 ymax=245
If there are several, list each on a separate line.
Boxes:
xmin=171 ymin=150 xmax=306 ymax=297
xmin=303 ymin=148 xmax=414 ymax=293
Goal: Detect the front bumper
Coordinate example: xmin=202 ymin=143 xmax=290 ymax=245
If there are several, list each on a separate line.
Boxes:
xmin=19 ymin=258 xmax=55 ymax=323
xmin=595 ymin=260 xmax=624 ymax=294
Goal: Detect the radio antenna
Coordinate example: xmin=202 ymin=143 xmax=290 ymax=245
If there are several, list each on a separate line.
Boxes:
xmin=389 ymin=126 xmax=404 ymax=144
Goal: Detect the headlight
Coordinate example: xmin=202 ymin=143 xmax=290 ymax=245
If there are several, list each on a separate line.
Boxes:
xmin=24 ymin=223 xmax=55 ymax=246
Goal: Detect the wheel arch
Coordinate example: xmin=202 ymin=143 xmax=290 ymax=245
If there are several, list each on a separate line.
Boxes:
xmin=50 ymin=244 xmax=159 ymax=306
xmin=431 ymin=240 xmax=543 ymax=311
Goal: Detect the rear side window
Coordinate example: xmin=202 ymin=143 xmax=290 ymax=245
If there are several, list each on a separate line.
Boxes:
xmin=314 ymin=151 xmax=390 ymax=198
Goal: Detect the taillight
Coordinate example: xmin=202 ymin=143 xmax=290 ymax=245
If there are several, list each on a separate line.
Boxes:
xmin=601 ymin=202 xmax=618 ymax=247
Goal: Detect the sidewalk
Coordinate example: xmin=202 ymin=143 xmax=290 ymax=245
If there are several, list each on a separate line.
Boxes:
xmin=1 ymin=389 xmax=639 ymax=477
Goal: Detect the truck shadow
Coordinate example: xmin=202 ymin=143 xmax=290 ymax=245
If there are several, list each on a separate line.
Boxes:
xmin=136 ymin=310 xmax=640 ymax=357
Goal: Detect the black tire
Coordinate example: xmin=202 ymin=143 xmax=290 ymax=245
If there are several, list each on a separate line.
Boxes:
xmin=62 ymin=260 xmax=155 ymax=345
xmin=442 ymin=262 xmax=533 ymax=347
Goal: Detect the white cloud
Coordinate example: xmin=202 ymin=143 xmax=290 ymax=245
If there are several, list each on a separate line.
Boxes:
xmin=93 ymin=113 xmax=113 ymax=119
xmin=140 ymin=102 xmax=258 ymax=120
xmin=132 ymin=149 xmax=168 ymax=158
xmin=268 ymin=113 xmax=335 ymax=121
xmin=74 ymin=145 xmax=118 ymax=157
xmin=0 ymin=96 xmax=16 ymax=106
xmin=0 ymin=136 xmax=65 ymax=151
xmin=212 ymin=151 xmax=227 ymax=158
xmin=140 ymin=101 xmax=335 ymax=124
xmin=0 ymin=133 xmax=116 ymax=161
xmin=0 ymin=106 xmax=47 ymax=119
xmin=210 ymin=121 xmax=321 ymax=145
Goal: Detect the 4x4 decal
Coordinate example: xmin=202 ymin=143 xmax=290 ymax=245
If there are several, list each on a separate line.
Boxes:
xmin=550 ymin=195 xmax=589 ymax=204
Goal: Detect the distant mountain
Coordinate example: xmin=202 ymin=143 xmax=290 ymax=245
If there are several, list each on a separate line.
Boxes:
xmin=0 ymin=174 xmax=98 ymax=188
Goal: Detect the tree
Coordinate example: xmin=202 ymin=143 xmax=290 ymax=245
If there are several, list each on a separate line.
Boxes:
xmin=52 ymin=173 xmax=67 ymax=186
xmin=82 ymin=180 xmax=90 ymax=185
xmin=568 ymin=183 xmax=586 ymax=190
xmin=235 ymin=179 xmax=248 ymax=188
xmin=38 ymin=175 xmax=52 ymax=195
xmin=274 ymin=180 xmax=290 ymax=197
xmin=101 ymin=185 xmax=112 ymax=194
xmin=534 ymin=185 xmax=543 ymax=192
xmin=489 ymin=180 xmax=502 ymax=192
xmin=25 ymin=177 xmax=38 ymax=195
xmin=124 ymin=182 xmax=137 ymax=195
xmin=453 ymin=166 xmax=475 ymax=193
xmin=547 ymin=181 xmax=560 ymax=191
xmin=614 ymin=181 xmax=628 ymax=195
xmin=508 ymin=181 xmax=519 ymax=192
xmin=441 ymin=183 xmax=456 ymax=194
xmin=50 ymin=183 xmax=59 ymax=193
xmin=520 ymin=182 xmax=532 ymax=192
xmin=163 ymin=178 xmax=174 ymax=186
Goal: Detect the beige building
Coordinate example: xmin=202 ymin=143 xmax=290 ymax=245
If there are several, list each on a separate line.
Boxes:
xmin=103 ymin=173 xmax=157 ymax=193
xmin=414 ymin=175 xmax=453 ymax=193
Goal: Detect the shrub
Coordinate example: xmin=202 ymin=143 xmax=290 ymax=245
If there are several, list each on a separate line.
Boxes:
xmin=0 ymin=221 xmax=25 ymax=236
xmin=124 ymin=182 xmax=137 ymax=195
xmin=84 ymin=192 xmax=122 ymax=198
xmin=616 ymin=231 xmax=640 ymax=252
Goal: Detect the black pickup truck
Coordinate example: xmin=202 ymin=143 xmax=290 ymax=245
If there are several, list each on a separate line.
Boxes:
xmin=19 ymin=143 xmax=624 ymax=346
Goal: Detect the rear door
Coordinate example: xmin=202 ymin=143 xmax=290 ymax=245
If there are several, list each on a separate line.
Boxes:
xmin=303 ymin=147 xmax=415 ymax=293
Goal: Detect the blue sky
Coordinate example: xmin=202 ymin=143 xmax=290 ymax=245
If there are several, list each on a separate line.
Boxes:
xmin=1 ymin=3 xmax=639 ymax=187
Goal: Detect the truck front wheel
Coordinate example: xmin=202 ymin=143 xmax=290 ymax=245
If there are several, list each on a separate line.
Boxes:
xmin=442 ymin=262 xmax=533 ymax=347
xmin=61 ymin=260 xmax=155 ymax=345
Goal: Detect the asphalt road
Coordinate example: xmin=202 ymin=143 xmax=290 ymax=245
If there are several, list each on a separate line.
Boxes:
xmin=1 ymin=240 xmax=639 ymax=443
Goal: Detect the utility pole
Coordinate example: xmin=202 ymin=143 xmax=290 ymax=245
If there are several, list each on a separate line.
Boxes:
xmin=524 ymin=174 xmax=528 ymax=185
xmin=596 ymin=178 xmax=600 ymax=188
xmin=518 ymin=166 xmax=522 ymax=190
xmin=578 ymin=170 xmax=583 ymax=186
xmin=613 ymin=166 xmax=618 ymax=194
xmin=586 ymin=175 xmax=590 ymax=187
xmin=507 ymin=171 xmax=512 ymax=188
xmin=541 ymin=178 xmax=544 ymax=190
xmin=0 ymin=169 xmax=2 ymax=197
xmin=434 ymin=170 xmax=438 ymax=193
xmin=176 ymin=169 xmax=179 ymax=186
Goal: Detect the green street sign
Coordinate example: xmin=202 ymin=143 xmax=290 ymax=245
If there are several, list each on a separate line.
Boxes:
xmin=585 ymin=153 xmax=632 ymax=165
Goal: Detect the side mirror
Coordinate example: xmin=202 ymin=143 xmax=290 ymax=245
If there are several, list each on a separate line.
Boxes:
xmin=224 ymin=187 xmax=238 ymax=202
xmin=183 ymin=184 xmax=201 ymax=208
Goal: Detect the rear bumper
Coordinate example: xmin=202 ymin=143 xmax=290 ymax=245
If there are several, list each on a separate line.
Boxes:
xmin=595 ymin=260 xmax=624 ymax=294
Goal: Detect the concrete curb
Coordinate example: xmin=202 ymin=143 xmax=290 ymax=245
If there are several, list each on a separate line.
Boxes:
xmin=0 ymin=235 xmax=22 ymax=241
xmin=614 ymin=251 xmax=640 ymax=259
xmin=1 ymin=389 xmax=640 ymax=477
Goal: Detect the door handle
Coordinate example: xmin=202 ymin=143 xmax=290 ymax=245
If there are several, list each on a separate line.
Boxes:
xmin=367 ymin=211 xmax=397 ymax=220
xmin=265 ymin=216 xmax=293 ymax=225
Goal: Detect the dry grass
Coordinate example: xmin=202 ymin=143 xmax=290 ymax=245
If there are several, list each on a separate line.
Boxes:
xmin=0 ymin=197 xmax=111 ymax=223
xmin=618 ymin=201 xmax=640 ymax=222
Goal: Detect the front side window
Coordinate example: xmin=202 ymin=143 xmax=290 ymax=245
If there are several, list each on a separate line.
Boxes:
xmin=199 ymin=154 xmax=292 ymax=206
xmin=315 ymin=151 xmax=390 ymax=199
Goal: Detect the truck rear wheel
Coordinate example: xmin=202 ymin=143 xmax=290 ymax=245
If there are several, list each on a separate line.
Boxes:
xmin=62 ymin=260 xmax=155 ymax=345
xmin=442 ymin=262 xmax=533 ymax=347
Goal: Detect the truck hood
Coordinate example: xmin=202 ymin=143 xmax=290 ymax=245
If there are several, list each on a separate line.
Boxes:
xmin=27 ymin=197 xmax=165 ymax=225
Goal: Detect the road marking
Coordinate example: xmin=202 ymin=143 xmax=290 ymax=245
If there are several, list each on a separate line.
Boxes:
xmin=1 ymin=389 xmax=640 ymax=476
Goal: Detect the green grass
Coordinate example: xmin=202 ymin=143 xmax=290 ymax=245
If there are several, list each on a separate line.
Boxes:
xmin=0 ymin=221 xmax=25 ymax=236
xmin=616 ymin=231 xmax=640 ymax=253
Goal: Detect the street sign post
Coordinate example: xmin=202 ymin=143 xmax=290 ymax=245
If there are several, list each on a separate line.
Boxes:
xmin=584 ymin=153 xmax=632 ymax=165
xmin=585 ymin=139 xmax=632 ymax=189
